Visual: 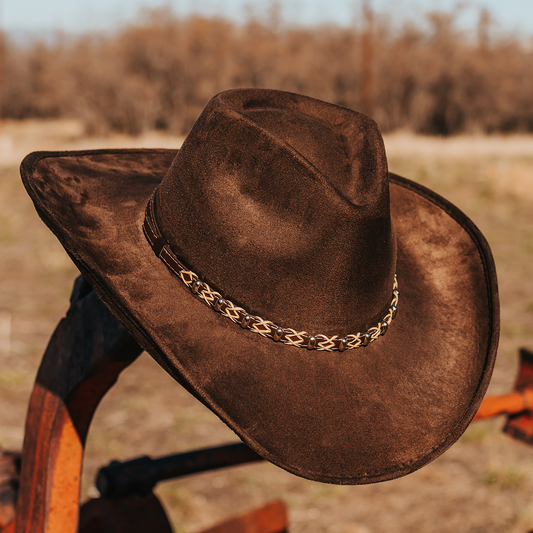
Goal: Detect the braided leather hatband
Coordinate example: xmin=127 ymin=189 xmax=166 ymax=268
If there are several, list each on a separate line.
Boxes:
xmin=142 ymin=192 xmax=399 ymax=351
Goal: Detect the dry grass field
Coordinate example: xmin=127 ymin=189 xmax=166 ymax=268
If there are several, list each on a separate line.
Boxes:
xmin=1 ymin=120 xmax=533 ymax=532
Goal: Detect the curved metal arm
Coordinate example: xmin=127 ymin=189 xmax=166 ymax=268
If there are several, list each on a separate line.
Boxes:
xmin=15 ymin=276 xmax=143 ymax=533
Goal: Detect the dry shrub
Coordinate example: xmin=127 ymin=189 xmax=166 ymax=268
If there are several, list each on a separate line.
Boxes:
xmin=1 ymin=6 xmax=532 ymax=136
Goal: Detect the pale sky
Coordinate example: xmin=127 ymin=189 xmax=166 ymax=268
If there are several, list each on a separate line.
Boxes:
xmin=3 ymin=0 xmax=533 ymax=36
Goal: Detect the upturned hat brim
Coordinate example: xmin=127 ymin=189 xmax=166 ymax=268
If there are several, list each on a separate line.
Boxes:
xmin=20 ymin=148 xmax=499 ymax=484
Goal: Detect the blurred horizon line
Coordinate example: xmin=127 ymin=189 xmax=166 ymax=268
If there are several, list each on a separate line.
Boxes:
xmin=3 ymin=1 xmax=533 ymax=40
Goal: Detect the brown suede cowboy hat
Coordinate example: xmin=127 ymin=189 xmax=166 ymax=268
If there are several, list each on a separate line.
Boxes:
xmin=20 ymin=88 xmax=499 ymax=485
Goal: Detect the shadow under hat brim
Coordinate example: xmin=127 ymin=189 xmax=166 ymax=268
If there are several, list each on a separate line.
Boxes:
xmin=20 ymin=148 xmax=499 ymax=485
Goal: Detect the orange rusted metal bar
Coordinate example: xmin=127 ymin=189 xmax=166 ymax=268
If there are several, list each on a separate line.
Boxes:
xmin=504 ymin=348 xmax=533 ymax=444
xmin=1 ymin=522 xmax=15 ymax=533
xmin=472 ymin=347 xmax=533 ymax=447
xmin=195 ymin=500 xmax=288 ymax=533
xmin=14 ymin=276 xmax=143 ymax=533
xmin=11 ymin=275 xmax=288 ymax=533
xmin=470 ymin=346 xmax=533 ymax=450
xmin=474 ymin=389 xmax=533 ymax=421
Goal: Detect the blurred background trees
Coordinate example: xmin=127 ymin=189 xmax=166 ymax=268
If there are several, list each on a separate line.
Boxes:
xmin=1 ymin=5 xmax=532 ymax=136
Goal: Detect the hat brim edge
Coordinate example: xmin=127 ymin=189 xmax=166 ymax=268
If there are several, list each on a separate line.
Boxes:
xmin=20 ymin=150 xmax=500 ymax=486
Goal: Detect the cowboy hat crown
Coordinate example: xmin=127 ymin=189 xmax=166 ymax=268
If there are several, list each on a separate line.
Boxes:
xmin=151 ymin=89 xmax=397 ymax=344
xmin=20 ymin=88 xmax=499 ymax=484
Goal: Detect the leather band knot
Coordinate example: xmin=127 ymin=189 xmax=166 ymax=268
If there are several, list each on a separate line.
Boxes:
xmin=142 ymin=192 xmax=399 ymax=352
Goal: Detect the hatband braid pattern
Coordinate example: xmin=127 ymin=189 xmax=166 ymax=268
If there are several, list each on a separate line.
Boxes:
xmin=143 ymin=192 xmax=399 ymax=351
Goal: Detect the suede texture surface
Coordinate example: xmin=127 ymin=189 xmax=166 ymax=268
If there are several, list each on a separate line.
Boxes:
xmin=19 ymin=89 xmax=499 ymax=485
xmin=156 ymin=89 xmax=395 ymax=334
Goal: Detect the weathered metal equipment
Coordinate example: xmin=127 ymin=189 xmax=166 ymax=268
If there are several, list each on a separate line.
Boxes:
xmin=4 ymin=276 xmax=286 ymax=533
xmin=474 ymin=348 xmax=533 ymax=445
xmin=96 ymin=443 xmax=262 ymax=500
xmin=3 ymin=274 xmax=533 ymax=532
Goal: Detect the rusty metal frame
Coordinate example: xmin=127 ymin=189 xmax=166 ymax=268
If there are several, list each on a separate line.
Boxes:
xmin=4 ymin=275 xmax=533 ymax=532
xmin=14 ymin=277 xmax=143 ymax=533
xmin=4 ymin=276 xmax=287 ymax=533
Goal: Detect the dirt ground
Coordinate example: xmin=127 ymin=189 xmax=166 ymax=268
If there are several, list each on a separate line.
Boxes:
xmin=1 ymin=120 xmax=533 ymax=532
